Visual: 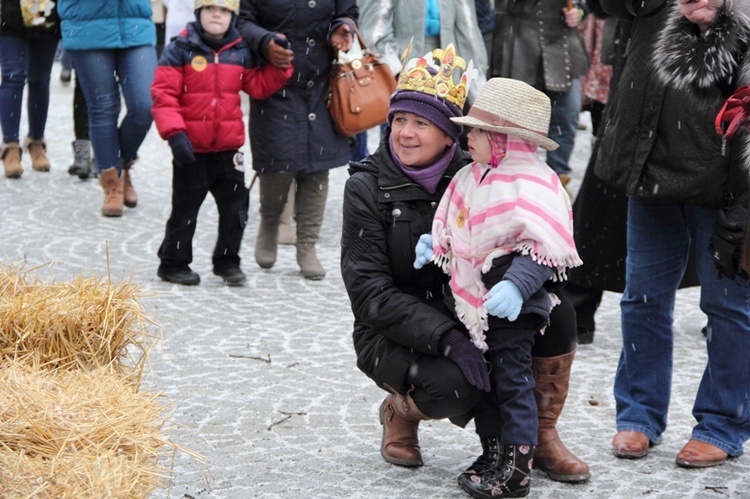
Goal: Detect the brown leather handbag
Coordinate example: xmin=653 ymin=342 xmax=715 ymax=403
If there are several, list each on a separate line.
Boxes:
xmin=327 ymin=28 xmax=397 ymax=137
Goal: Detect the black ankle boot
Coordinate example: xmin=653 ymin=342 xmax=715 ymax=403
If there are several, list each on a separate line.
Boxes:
xmin=459 ymin=436 xmax=502 ymax=481
xmin=458 ymin=444 xmax=535 ymax=498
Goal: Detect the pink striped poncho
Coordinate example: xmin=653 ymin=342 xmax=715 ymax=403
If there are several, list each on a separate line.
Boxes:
xmin=431 ymin=139 xmax=582 ymax=351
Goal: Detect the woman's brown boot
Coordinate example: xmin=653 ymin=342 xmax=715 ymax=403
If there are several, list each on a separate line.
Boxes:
xmin=99 ymin=167 xmax=124 ymax=217
xmin=1 ymin=142 xmax=23 ymax=178
xmin=122 ymin=160 xmax=138 ymax=208
xmin=379 ymin=389 xmax=428 ymax=467
xmin=532 ymin=351 xmax=591 ymax=482
xmin=25 ymin=138 xmax=51 ymax=172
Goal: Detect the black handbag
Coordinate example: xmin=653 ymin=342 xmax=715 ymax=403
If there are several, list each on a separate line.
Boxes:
xmin=710 ymin=201 xmax=750 ymax=281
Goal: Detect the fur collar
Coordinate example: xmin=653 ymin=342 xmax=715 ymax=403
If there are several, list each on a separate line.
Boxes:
xmin=653 ymin=0 xmax=750 ymax=92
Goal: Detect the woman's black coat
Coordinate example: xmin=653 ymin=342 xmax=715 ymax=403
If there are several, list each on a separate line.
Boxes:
xmin=340 ymin=133 xmax=471 ymax=393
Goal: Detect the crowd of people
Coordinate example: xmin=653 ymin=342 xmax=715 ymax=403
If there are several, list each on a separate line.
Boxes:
xmin=2 ymin=0 xmax=750 ymax=497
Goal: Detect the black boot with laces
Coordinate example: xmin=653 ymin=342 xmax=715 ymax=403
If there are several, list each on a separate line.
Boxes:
xmin=459 ymin=436 xmax=502 ymax=481
xmin=458 ymin=444 xmax=535 ymax=498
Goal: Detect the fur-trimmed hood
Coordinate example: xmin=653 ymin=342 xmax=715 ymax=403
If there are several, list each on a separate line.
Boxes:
xmin=652 ymin=0 xmax=750 ymax=93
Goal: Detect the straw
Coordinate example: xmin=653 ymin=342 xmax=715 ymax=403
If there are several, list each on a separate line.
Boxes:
xmin=0 ymin=361 xmax=171 ymax=498
xmin=0 ymin=263 xmax=158 ymax=376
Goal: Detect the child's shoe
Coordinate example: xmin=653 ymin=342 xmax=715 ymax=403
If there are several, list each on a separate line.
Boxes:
xmin=458 ymin=444 xmax=535 ymax=498
xmin=214 ymin=266 xmax=246 ymax=286
xmin=459 ymin=436 xmax=502 ymax=481
xmin=158 ymin=266 xmax=201 ymax=285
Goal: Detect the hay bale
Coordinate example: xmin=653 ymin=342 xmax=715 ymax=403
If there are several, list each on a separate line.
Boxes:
xmin=0 ymin=264 xmax=156 ymax=373
xmin=0 ymin=361 xmax=171 ymax=498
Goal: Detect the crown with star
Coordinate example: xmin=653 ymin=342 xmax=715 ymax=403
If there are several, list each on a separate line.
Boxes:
xmin=395 ymin=42 xmax=478 ymax=109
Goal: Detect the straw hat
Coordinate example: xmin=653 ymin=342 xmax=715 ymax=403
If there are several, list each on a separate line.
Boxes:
xmin=451 ymin=78 xmax=559 ymax=151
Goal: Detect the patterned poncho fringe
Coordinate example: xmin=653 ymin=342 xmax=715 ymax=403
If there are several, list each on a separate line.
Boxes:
xmin=431 ymin=139 xmax=582 ymax=351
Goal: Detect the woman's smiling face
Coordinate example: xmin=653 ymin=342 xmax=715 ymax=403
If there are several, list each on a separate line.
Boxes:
xmin=390 ymin=112 xmax=453 ymax=168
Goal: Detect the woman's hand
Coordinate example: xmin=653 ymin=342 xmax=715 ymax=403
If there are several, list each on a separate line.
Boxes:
xmin=562 ymin=7 xmax=580 ymax=28
xmin=439 ymin=330 xmax=491 ymax=392
xmin=330 ymin=22 xmax=353 ymax=52
xmin=267 ymin=34 xmax=293 ymax=69
xmin=678 ymin=0 xmax=724 ymax=32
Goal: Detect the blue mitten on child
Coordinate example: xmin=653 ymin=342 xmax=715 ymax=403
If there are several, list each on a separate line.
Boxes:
xmin=485 ymin=280 xmax=523 ymax=321
xmin=168 ymin=132 xmax=196 ymax=164
xmin=413 ymin=233 xmax=434 ymax=269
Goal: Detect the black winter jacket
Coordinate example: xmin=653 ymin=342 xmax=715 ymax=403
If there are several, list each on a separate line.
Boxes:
xmin=595 ymin=0 xmax=747 ymax=207
xmin=340 ymin=133 xmax=470 ymax=393
xmin=0 ymin=0 xmax=60 ymax=40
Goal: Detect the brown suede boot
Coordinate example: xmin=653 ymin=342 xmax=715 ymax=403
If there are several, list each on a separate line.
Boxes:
xmin=532 ymin=351 xmax=591 ymax=482
xmin=379 ymin=389 xmax=428 ymax=467
xmin=122 ymin=160 xmax=138 ymax=208
xmin=25 ymin=138 xmax=51 ymax=172
xmin=558 ymin=173 xmax=574 ymax=202
xmin=1 ymin=142 xmax=23 ymax=179
xmin=295 ymin=171 xmax=328 ymax=279
xmin=278 ymin=181 xmax=297 ymax=245
xmin=255 ymin=173 xmax=293 ymax=269
xmin=99 ymin=167 xmax=124 ymax=217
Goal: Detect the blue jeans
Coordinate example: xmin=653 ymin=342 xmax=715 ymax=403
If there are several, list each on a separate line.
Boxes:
xmin=70 ymin=46 xmax=156 ymax=173
xmin=544 ymin=78 xmax=581 ymax=175
xmin=0 ymin=35 xmax=58 ymax=143
xmin=614 ymin=198 xmax=750 ymax=456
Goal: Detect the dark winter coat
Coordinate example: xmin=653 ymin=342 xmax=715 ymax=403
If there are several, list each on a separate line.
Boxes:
xmin=340 ymin=133 xmax=471 ymax=393
xmin=491 ymin=0 xmax=589 ymax=91
xmin=0 ymin=0 xmax=60 ymax=40
xmin=151 ymin=23 xmax=292 ymax=153
xmin=236 ymin=0 xmax=358 ymax=174
xmin=595 ymin=0 xmax=748 ymax=208
xmin=652 ymin=0 xmax=750 ymax=204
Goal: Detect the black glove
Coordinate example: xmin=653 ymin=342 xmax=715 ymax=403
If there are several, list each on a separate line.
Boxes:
xmin=439 ymin=329 xmax=491 ymax=392
xmin=168 ymin=132 xmax=196 ymax=165
xmin=710 ymin=204 xmax=749 ymax=280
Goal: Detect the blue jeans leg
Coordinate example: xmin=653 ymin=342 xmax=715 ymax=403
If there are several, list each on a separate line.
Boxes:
xmin=70 ymin=46 xmax=156 ymax=173
xmin=691 ymin=206 xmax=750 ymax=456
xmin=0 ymin=35 xmax=57 ymax=143
xmin=545 ymin=78 xmax=581 ymax=175
xmin=615 ymin=198 xmax=690 ymax=444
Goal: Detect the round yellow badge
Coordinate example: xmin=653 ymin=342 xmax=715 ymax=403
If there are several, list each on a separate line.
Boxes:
xmin=191 ymin=56 xmax=208 ymax=72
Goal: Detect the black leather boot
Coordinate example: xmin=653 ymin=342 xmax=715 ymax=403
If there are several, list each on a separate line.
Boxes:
xmin=458 ymin=444 xmax=535 ymax=498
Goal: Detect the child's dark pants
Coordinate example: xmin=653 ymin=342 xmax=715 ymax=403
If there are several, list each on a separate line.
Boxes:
xmin=158 ymin=151 xmax=249 ymax=272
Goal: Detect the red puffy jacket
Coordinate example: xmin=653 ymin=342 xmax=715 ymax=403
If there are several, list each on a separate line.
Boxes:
xmin=151 ymin=23 xmax=292 ymax=153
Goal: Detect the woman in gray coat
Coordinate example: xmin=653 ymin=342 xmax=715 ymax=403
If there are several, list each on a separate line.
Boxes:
xmin=237 ymin=0 xmax=358 ymax=280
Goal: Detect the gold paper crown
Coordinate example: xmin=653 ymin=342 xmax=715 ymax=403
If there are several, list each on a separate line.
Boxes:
xmin=396 ymin=43 xmax=478 ymax=109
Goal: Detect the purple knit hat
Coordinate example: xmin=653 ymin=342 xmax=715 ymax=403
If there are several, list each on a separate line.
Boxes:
xmin=388 ymin=90 xmax=463 ymax=141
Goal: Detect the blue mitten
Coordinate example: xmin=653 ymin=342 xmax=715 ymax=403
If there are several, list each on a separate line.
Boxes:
xmin=485 ymin=280 xmax=523 ymax=321
xmin=413 ymin=233 xmax=434 ymax=269
xmin=168 ymin=132 xmax=196 ymax=165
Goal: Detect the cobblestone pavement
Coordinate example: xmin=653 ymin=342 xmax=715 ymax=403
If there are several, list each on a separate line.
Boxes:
xmin=1 ymin=71 xmax=749 ymax=498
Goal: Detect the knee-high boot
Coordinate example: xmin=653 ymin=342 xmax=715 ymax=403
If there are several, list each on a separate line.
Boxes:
xmin=278 ymin=181 xmax=296 ymax=245
xmin=255 ymin=173 xmax=293 ymax=269
xmin=379 ymin=388 xmax=429 ymax=467
xmin=294 ymin=171 xmax=328 ymax=279
xmin=532 ymin=351 xmax=591 ymax=482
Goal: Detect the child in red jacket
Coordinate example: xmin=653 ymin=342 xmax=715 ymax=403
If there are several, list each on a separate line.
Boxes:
xmin=151 ymin=0 xmax=292 ymax=286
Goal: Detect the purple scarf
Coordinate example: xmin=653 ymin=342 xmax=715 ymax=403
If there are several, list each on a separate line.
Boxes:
xmin=389 ymin=138 xmax=457 ymax=195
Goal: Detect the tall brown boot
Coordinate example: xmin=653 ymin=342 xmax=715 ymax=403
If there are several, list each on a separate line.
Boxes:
xmin=379 ymin=388 xmax=429 ymax=467
xmin=122 ymin=160 xmax=138 ymax=208
xmin=532 ymin=351 xmax=591 ymax=482
xmin=1 ymin=142 xmax=23 ymax=179
xmin=295 ymin=171 xmax=328 ymax=279
xmin=24 ymin=137 xmax=51 ymax=172
xmin=99 ymin=167 xmax=124 ymax=217
xmin=255 ymin=173 xmax=293 ymax=269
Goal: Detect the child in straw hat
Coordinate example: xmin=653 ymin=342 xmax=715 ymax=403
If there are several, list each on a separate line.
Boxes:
xmin=151 ymin=0 xmax=292 ymax=286
xmin=414 ymin=77 xmax=582 ymax=498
